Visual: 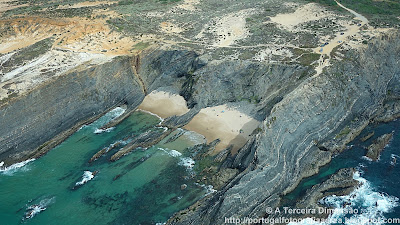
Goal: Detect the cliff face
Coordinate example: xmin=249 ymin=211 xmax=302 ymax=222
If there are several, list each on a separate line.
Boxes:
xmin=168 ymin=33 xmax=400 ymax=224
xmin=2 ymin=33 xmax=399 ymax=224
xmin=0 ymin=50 xmax=199 ymax=166
xmin=0 ymin=56 xmax=142 ymax=165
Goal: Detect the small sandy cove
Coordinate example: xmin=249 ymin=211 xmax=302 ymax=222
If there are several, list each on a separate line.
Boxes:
xmin=184 ymin=105 xmax=260 ymax=155
xmin=138 ymin=90 xmax=260 ymax=154
xmin=138 ymin=91 xmax=189 ymax=118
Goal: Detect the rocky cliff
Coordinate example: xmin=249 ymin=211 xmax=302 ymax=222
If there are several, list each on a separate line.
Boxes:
xmin=0 ymin=50 xmax=199 ymax=166
xmin=168 ymin=32 xmax=400 ymax=224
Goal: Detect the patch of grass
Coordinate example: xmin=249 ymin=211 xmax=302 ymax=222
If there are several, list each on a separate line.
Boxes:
xmin=335 ymin=126 xmax=351 ymax=139
xmin=308 ymin=0 xmax=400 ymax=25
xmin=118 ymin=0 xmax=134 ymax=5
xmin=298 ymin=53 xmax=320 ymax=66
xmin=132 ymin=42 xmax=150 ymax=50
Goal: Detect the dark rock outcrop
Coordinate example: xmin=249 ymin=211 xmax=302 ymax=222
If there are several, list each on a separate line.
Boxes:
xmin=292 ymin=168 xmax=360 ymax=219
xmin=360 ymin=131 xmax=374 ymax=142
xmin=365 ymin=133 xmax=393 ymax=161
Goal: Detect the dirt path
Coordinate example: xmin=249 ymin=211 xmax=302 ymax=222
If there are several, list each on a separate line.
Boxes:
xmin=314 ymin=0 xmax=369 ymax=75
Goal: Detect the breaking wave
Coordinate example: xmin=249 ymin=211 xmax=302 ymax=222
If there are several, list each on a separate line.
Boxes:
xmin=288 ymin=171 xmax=399 ymax=225
xmin=24 ymin=197 xmax=55 ymax=220
xmin=75 ymin=171 xmax=96 ymax=186
xmin=158 ymin=147 xmax=182 ymax=157
xmin=94 ymin=127 xmax=115 ymax=134
xmin=0 ymin=159 xmax=35 ymax=175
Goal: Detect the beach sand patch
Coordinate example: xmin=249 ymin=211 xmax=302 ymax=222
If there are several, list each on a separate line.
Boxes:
xmin=184 ymin=104 xmax=261 ymax=154
xmin=138 ymin=91 xmax=189 ymax=119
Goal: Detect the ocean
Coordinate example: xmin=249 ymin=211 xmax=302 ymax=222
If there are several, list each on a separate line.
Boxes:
xmin=0 ymin=108 xmax=209 ymax=225
xmin=286 ymin=120 xmax=400 ymax=225
xmin=1 ymin=108 xmax=399 ymax=225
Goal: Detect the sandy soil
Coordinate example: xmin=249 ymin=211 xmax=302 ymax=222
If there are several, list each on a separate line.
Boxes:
xmin=160 ymin=21 xmax=184 ymax=34
xmin=0 ymin=50 xmax=111 ymax=99
xmin=253 ymin=47 xmax=293 ymax=62
xmin=313 ymin=0 xmax=370 ymax=75
xmin=184 ymin=104 xmax=260 ymax=155
xmin=0 ymin=16 xmax=142 ymax=56
xmin=138 ymin=90 xmax=190 ymax=118
xmin=0 ymin=14 xmax=155 ymax=101
xmin=270 ymin=3 xmax=333 ymax=31
xmin=195 ymin=9 xmax=254 ymax=47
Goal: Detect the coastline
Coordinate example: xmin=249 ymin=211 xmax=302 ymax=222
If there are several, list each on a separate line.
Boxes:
xmin=138 ymin=90 xmax=261 ymax=154
xmin=1 ymin=105 xmax=131 ymax=167
xmin=138 ymin=91 xmax=189 ymax=118
xmin=184 ymin=104 xmax=261 ymax=154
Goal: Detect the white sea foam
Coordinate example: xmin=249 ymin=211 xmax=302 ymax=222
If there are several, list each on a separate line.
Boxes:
xmin=24 ymin=197 xmax=55 ymax=220
xmin=0 ymin=159 xmax=35 ymax=175
xmin=94 ymin=127 xmax=115 ymax=134
xmin=361 ymin=156 xmax=373 ymax=162
xmin=158 ymin=147 xmax=182 ymax=157
xmin=108 ymin=106 xmax=126 ymax=119
xmin=390 ymin=154 xmax=399 ymax=166
xmin=75 ymin=171 xmax=95 ymax=186
xmin=178 ymin=157 xmax=195 ymax=169
xmin=137 ymin=109 xmax=164 ymax=123
xmin=202 ymin=184 xmax=217 ymax=196
xmin=289 ymin=171 xmax=399 ymax=225
xmin=89 ymin=106 xmax=126 ymax=132
xmin=182 ymin=130 xmax=207 ymax=145
xmin=78 ymin=124 xmax=88 ymax=131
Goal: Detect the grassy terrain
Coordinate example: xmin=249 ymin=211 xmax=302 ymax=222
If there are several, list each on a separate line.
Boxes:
xmin=309 ymin=0 xmax=400 ymax=26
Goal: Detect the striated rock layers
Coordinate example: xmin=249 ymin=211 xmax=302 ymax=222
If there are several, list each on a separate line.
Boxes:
xmin=0 ymin=50 xmax=200 ymax=166
xmin=167 ymin=33 xmax=400 ymax=224
xmin=1 ymin=25 xmax=400 ymax=225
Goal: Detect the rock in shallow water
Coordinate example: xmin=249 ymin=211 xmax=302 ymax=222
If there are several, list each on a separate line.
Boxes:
xmin=366 ymin=133 xmax=393 ymax=161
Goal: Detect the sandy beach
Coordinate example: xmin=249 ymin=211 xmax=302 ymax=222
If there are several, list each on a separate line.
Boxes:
xmin=138 ymin=91 xmax=260 ymax=154
xmin=184 ymin=104 xmax=260 ymax=155
xmin=138 ymin=90 xmax=189 ymax=118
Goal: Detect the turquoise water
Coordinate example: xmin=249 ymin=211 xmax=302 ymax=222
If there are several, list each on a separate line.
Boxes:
xmin=284 ymin=120 xmax=400 ymax=224
xmin=0 ymin=109 xmax=207 ymax=225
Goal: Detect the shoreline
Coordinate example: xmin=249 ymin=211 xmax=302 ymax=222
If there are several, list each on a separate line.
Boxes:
xmin=184 ymin=104 xmax=261 ymax=154
xmin=1 ymin=104 xmax=133 ymax=167
xmin=138 ymin=90 xmax=261 ymax=154
xmin=138 ymin=91 xmax=189 ymax=118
